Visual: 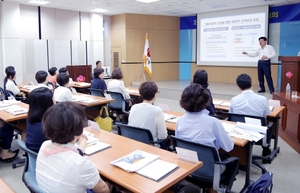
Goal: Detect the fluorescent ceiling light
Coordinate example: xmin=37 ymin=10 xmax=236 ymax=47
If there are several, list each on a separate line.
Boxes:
xmin=91 ymin=8 xmax=108 ymax=13
xmin=136 ymin=0 xmax=160 ymax=3
xmin=28 ymin=0 xmax=50 ymax=5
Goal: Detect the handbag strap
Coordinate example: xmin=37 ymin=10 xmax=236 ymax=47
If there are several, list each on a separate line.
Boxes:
xmin=99 ymin=106 xmax=109 ymax=118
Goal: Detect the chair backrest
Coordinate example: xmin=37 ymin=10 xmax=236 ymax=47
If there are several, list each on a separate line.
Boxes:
xmin=116 ymin=122 xmax=153 ymax=144
xmin=88 ymin=88 xmax=105 ymax=97
xmin=227 ymin=113 xmax=267 ymax=126
xmin=106 ymin=91 xmax=124 ymax=110
xmin=46 ymin=82 xmax=55 ymax=89
xmin=0 ymin=87 xmax=6 ymax=100
xmin=171 ymin=136 xmax=220 ymax=180
xmin=17 ymin=139 xmax=45 ymax=193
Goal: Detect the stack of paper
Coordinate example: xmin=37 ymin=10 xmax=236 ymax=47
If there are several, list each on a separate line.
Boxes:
xmin=72 ymin=96 xmax=98 ymax=103
xmin=110 ymin=150 xmax=178 ymax=181
xmin=163 ymin=113 xmax=176 ymax=121
xmin=213 ymin=100 xmax=224 ymax=105
xmin=220 ymin=101 xmax=231 ymax=107
xmin=5 ymin=105 xmax=28 ymax=115
xmin=222 ymin=122 xmax=265 ymax=142
xmin=85 ymin=141 xmax=111 ymax=156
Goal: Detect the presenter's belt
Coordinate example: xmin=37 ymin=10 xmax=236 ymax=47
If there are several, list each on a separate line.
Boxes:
xmin=259 ymin=59 xmax=270 ymax=62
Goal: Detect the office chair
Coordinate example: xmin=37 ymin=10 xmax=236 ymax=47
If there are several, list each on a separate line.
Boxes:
xmin=5 ymin=90 xmax=27 ymax=103
xmin=226 ymin=113 xmax=273 ymax=173
xmin=17 ymin=139 xmax=45 ymax=193
xmin=46 ymin=82 xmax=55 ymax=89
xmin=115 ymin=122 xmax=170 ymax=150
xmin=88 ymin=88 xmax=105 ymax=97
xmin=171 ymin=136 xmax=240 ymax=193
xmin=0 ymin=87 xmax=6 ymax=101
xmin=106 ymin=91 xmax=130 ymax=123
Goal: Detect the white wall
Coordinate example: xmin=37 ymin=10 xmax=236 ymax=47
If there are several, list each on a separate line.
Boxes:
xmin=0 ymin=1 xmax=110 ymax=86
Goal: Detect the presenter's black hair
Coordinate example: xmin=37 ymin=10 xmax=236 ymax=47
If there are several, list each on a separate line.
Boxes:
xmin=236 ymin=73 xmax=252 ymax=90
xmin=180 ymin=83 xmax=210 ymax=112
xmin=35 ymin=70 xmax=48 ymax=83
xmin=259 ymin=37 xmax=267 ymax=41
xmin=193 ymin=70 xmax=209 ymax=88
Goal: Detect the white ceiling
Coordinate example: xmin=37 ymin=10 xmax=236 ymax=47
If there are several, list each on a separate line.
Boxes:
xmin=5 ymin=0 xmax=300 ymax=16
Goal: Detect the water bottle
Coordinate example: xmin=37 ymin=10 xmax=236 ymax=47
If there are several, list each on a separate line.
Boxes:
xmin=286 ymin=83 xmax=291 ymax=95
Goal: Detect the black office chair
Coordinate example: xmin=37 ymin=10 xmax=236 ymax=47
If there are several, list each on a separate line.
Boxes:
xmin=227 ymin=113 xmax=273 ymax=173
xmin=106 ymin=91 xmax=130 ymax=122
xmin=115 ymin=122 xmax=170 ymax=150
xmin=171 ymin=136 xmax=240 ymax=193
xmin=46 ymin=82 xmax=56 ymax=89
xmin=88 ymin=88 xmax=105 ymax=97
xmin=5 ymin=90 xmax=27 ymax=103
xmin=0 ymin=87 xmax=6 ymax=101
xmin=17 ymin=139 xmax=45 ymax=193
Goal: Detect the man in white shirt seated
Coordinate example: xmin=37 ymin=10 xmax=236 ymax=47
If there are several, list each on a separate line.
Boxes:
xmin=128 ymin=81 xmax=167 ymax=143
xmin=230 ymin=73 xmax=271 ymax=156
xmin=35 ymin=70 xmax=52 ymax=89
xmin=230 ymin=73 xmax=270 ymax=117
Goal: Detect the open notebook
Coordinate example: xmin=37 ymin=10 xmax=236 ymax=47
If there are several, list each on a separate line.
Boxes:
xmin=5 ymin=105 xmax=28 ymax=115
xmin=110 ymin=150 xmax=178 ymax=181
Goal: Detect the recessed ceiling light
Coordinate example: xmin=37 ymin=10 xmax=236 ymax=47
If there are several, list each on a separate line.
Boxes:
xmin=136 ymin=0 xmax=160 ymax=3
xmin=28 ymin=0 xmax=50 ymax=5
xmin=91 ymin=8 xmax=108 ymax=13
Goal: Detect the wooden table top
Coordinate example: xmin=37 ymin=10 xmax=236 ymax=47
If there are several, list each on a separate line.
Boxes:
xmin=213 ymin=98 xmax=285 ymax=118
xmin=72 ymin=93 xmax=114 ymax=107
xmin=87 ymin=129 xmax=203 ymax=193
xmin=126 ymin=87 xmax=141 ymax=97
xmin=0 ymin=102 xmax=28 ymax=122
xmin=0 ymin=178 xmax=16 ymax=193
xmin=164 ymin=111 xmax=248 ymax=147
xmin=273 ymin=92 xmax=300 ymax=104
xmin=71 ymin=82 xmax=91 ymax=89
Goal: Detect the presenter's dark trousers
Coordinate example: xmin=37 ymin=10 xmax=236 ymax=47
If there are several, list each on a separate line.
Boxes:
xmin=257 ymin=60 xmax=274 ymax=92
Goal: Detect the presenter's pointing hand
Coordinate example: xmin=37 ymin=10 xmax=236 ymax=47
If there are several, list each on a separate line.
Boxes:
xmin=242 ymin=52 xmax=247 ymax=55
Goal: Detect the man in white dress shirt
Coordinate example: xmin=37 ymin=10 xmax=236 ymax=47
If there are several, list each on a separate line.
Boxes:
xmin=242 ymin=37 xmax=276 ymax=94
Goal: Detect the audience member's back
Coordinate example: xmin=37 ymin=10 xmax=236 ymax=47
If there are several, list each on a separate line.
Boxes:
xmin=230 ymin=73 xmax=270 ymax=117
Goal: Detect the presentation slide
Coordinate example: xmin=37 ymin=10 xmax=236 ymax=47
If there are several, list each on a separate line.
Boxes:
xmin=197 ymin=6 xmax=269 ymax=66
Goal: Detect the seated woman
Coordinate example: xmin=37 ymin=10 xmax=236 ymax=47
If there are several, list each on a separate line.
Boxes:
xmin=48 ymin=67 xmax=58 ymax=86
xmin=128 ymin=81 xmax=167 ymax=142
xmin=54 ymin=73 xmax=72 ymax=102
xmin=36 ymin=102 xmax=111 ymax=193
xmin=108 ymin=68 xmax=132 ymax=110
xmin=35 ymin=70 xmax=51 ymax=89
xmin=5 ymin=67 xmax=25 ymax=98
xmin=0 ymin=122 xmax=19 ymax=162
xmin=25 ymin=87 xmax=54 ymax=153
xmin=91 ymin=68 xmax=107 ymax=91
xmin=108 ymin=68 xmax=130 ymax=99
xmin=193 ymin=69 xmax=216 ymax=115
xmin=176 ymin=84 xmax=234 ymax=185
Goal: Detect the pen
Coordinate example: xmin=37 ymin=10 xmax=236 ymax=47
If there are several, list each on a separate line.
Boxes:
xmin=86 ymin=142 xmax=97 ymax=147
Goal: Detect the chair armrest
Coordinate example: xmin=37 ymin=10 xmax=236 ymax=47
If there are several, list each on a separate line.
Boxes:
xmin=215 ymin=156 xmax=239 ymax=165
xmin=121 ymin=99 xmax=130 ymax=114
xmin=267 ymin=121 xmax=273 ymax=129
xmin=150 ymin=138 xmax=170 ymax=150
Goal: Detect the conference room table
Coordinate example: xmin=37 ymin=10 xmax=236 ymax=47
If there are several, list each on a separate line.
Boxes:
xmin=86 ymin=128 xmax=203 ymax=193
xmin=72 ymin=93 xmax=114 ymax=107
xmin=70 ymin=81 xmax=91 ymax=89
xmin=164 ymin=111 xmax=252 ymax=193
xmin=213 ymin=98 xmax=285 ymax=163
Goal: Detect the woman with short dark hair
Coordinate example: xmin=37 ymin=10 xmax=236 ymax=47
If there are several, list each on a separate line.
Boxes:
xmin=5 ymin=67 xmax=24 ymax=97
xmin=48 ymin=67 xmax=58 ymax=86
xmin=36 ymin=102 xmax=111 ymax=193
xmin=25 ymin=87 xmax=54 ymax=153
xmin=128 ymin=81 xmax=167 ymax=141
xmin=54 ymin=73 xmax=72 ymax=102
xmin=176 ymin=83 xmax=233 ymax=153
xmin=192 ymin=69 xmax=216 ymax=115
xmin=91 ymin=68 xmax=107 ymax=91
